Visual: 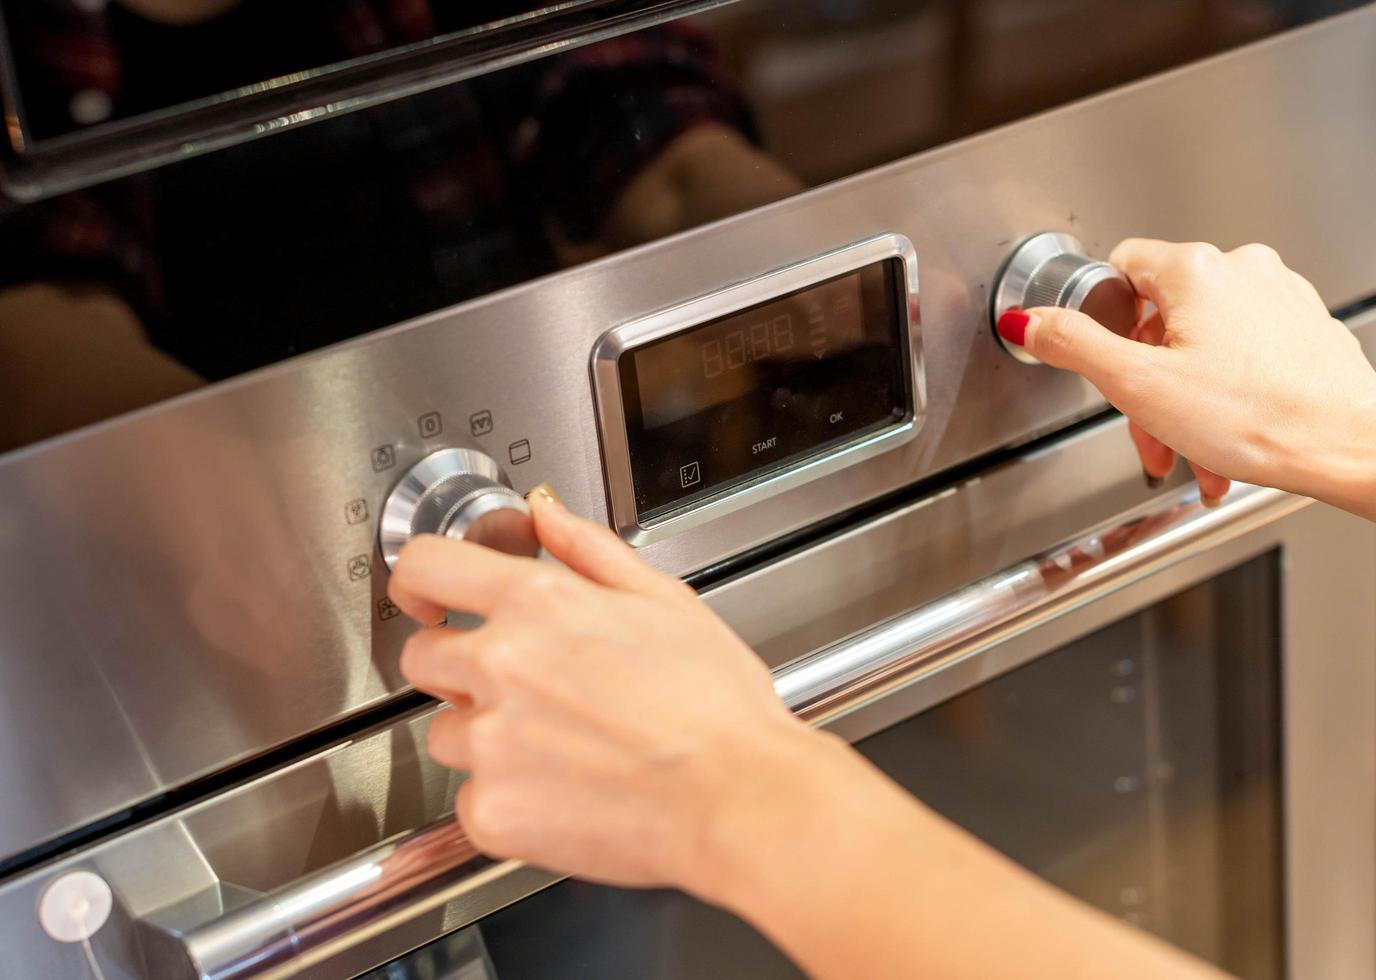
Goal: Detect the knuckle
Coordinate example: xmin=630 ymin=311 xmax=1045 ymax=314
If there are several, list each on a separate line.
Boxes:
xmin=459 ymin=783 xmax=510 ymax=852
xmin=1235 ymin=241 xmax=1280 ymax=265
xmin=1174 ymin=241 xmax=1221 ymax=273
xmin=472 ymin=633 xmax=519 ymax=679
xmin=466 ymin=712 xmax=507 ymax=771
xmin=1034 ymin=312 xmax=1076 ymax=357
xmin=426 ymin=715 xmax=467 ymax=769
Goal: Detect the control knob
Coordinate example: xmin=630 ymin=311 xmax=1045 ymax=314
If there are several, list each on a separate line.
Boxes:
xmin=379 ymin=448 xmax=539 ymax=569
xmin=991 ymin=232 xmax=1137 ymax=365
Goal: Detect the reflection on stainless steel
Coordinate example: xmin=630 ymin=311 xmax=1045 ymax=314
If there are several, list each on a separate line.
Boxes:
xmin=773 ymin=482 xmax=1299 ymax=719
xmin=991 ymin=231 xmax=1136 ymax=365
xmin=379 ymin=448 xmax=538 ymax=569
xmin=0 ymin=0 xmax=733 ymax=199
xmin=0 ymin=409 xmax=1372 ymax=978
xmin=141 ymin=820 xmax=516 ymax=980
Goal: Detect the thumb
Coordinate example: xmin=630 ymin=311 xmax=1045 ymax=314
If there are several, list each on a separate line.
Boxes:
xmin=527 ymin=484 xmax=693 ymax=603
xmin=1002 ymin=306 xmax=1158 ymax=400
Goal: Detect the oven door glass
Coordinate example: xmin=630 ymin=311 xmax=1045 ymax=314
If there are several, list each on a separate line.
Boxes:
xmin=369 ymin=551 xmax=1284 ymax=980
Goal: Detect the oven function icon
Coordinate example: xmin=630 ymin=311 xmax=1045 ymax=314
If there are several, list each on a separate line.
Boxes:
xmin=376 ymin=597 xmax=401 ymax=621
xmin=470 ymin=410 xmax=494 ymax=437
xmin=418 ymin=412 xmax=443 ymax=438
xmin=508 ymin=439 xmax=532 ymax=465
xmin=371 ymin=445 xmax=396 ymax=472
xmin=679 ymin=461 xmax=702 ymax=489
xmin=347 ymin=554 xmax=372 ymax=581
xmin=344 ymin=498 xmax=369 ymax=525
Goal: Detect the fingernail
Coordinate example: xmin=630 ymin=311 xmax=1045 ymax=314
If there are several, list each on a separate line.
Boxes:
xmin=1143 ymin=470 xmax=1165 ymax=490
xmin=526 ymin=482 xmax=563 ymax=509
xmin=997 ymin=309 xmax=1036 ymax=347
xmin=1201 ymin=494 xmax=1223 ymax=509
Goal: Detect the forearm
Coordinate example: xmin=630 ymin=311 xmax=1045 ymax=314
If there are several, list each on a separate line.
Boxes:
xmin=698 ymin=728 xmax=1227 ymax=980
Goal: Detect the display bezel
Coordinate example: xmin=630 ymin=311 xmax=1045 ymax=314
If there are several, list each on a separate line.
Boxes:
xmin=591 ymin=233 xmax=923 ymax=546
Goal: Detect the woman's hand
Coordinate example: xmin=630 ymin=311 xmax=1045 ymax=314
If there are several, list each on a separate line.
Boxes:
xmin=390 ymin=490 xmax=1226 ymax=980
xmin=999 ymin=239 xmax=1376 ymax=518
xmin=387 ymin=488 xmax=820 ymax=899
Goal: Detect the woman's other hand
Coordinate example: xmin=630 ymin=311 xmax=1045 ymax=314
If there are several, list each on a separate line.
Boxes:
xmin=1000 ymin=239 xmax=1376 ymax=518
xmin=388 ymin=489 xmax=819 ymax=900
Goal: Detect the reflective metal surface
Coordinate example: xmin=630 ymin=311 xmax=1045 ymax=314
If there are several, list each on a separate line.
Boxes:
xmin=2 ymin=13 xmax=1376 ymax=873
xmin=2 ymin=404 xmax=1370 ymax=978
xmin=141 ymin=820 xmax=514 ymax=980
xmin=0 ymin=0 xmax=734 ymax=198
xmin=775 ymin=481 xmax=1297 ymax=718
xmin=992 ymin=231 xmax=1136 ymax=364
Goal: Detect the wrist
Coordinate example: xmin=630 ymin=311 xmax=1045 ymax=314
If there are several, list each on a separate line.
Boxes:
xmin=1299 ymin=381 xmax=1376 ymax=518
xmin=681 ymin=719 xmax=842 ymax=908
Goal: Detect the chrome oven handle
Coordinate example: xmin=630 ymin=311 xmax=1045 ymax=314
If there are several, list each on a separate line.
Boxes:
xmin=146 ymin=483 xmax=1305 ymax=979
xmin=774 ymin=482 xmax=1304 ymax=720
xmin=142 ymin=820 xmax=520 ymax=980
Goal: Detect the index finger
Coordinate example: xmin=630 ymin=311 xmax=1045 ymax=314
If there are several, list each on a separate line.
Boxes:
xmin=1108 ymin=238 xmax=1191 ymax=313
xmin=388 ymin=533 xmax=565 ymax=621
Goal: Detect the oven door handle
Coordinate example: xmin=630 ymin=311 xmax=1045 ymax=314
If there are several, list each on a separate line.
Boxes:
xmin=775 ymin=481 xmax=1303 ymax=721
xmin=145 ymin=482 xmax=1304 ymax=980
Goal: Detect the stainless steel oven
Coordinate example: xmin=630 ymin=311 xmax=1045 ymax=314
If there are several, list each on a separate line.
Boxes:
xmin=2 ymin=2 xmax=1375 ymax=978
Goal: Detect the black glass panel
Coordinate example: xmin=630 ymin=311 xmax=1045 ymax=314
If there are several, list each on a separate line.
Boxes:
xmin=619 ymin=259 xmax=908 ymax=521
xmin=0 ymin=1 xmax=681 ymax=142
xmin=375 ymin=552 xmax=1282 ymax=980
xmin=0 ymin=1 xmax=1369 ymax=451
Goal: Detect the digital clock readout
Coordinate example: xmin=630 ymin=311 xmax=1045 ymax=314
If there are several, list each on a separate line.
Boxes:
xmin=618 ymin=259 xmax=908 ymax=522
xmin=634 ymin=273 xmax=865 ymax=430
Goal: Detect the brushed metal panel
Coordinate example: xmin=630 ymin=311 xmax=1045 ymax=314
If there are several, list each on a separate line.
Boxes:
xmin=1 ymin=412 xmax=1370 ymax=976
xmin=2 ymin=12 xmax=1375 ymax=864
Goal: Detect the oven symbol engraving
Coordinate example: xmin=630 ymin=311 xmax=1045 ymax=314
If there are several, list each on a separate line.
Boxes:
xmin=347 ymin=554 xmax=372 ymax=581
xmin=371 ymin=445 xmax=396 ymax=472
xmin=470 ymin=410 xmax=494 ymax=437
xmin=509 ymin=439 xmax=532 ymax=465
xmin=680 ymin=461 xmax=702 ymax=488
xmin=376 ymin=597 xmax=401 ymax=621
xmin=418 ymin=412 xmax=443 ymax=438
xmin=345 ymin=498 xmax=369 ymax=525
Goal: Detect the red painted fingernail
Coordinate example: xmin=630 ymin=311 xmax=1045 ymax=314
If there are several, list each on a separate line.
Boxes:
xmin=997 ymin=309 xmax=1031 ymax=346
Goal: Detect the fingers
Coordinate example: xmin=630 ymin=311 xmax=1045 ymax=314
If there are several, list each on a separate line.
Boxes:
xmin=399 ymin=624 xmax=495 ymax=704
xmin=1020 ymin=306 xmax=1162 ymax=407
xmin=529 ymin=486 xmax=696 ymax=604
xmin=427 ymin=703 xmax=478 ymax=771
xmin=1129 ymin=421 xmax=1176 ymax=481
xmin=1188 ymin=460 xmax=1231 ymax=506
xmin=389 ymin=533 xmax=569 ymax=622
xmin=1108 ymin=238 xmax=1178 ymax=309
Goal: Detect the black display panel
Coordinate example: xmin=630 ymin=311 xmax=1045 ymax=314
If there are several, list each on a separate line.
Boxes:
xmin=617 ymin=259 xmax=909 ymax=523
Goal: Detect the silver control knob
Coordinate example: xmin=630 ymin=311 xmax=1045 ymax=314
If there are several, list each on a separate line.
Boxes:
xmin=991 ymin=231 xmax=1137 ymax=365
xmin=379 ymin=448 xmax=539 ymax=569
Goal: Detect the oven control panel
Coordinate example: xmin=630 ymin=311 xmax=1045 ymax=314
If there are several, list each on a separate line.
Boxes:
xmin=591 ymin=234 xmax=924 ymax=546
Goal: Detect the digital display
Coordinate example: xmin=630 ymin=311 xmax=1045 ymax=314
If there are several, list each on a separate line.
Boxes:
xmin=618 ymin=259 xmax=909 ymax=523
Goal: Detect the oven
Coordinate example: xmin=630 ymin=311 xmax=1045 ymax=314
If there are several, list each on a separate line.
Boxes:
xmin=1 ymin=1 xmax=1375 ymax=978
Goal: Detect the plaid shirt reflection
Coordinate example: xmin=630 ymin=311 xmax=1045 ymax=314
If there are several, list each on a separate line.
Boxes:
xmin=4 ymin=1 xmax=751 ymax=327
